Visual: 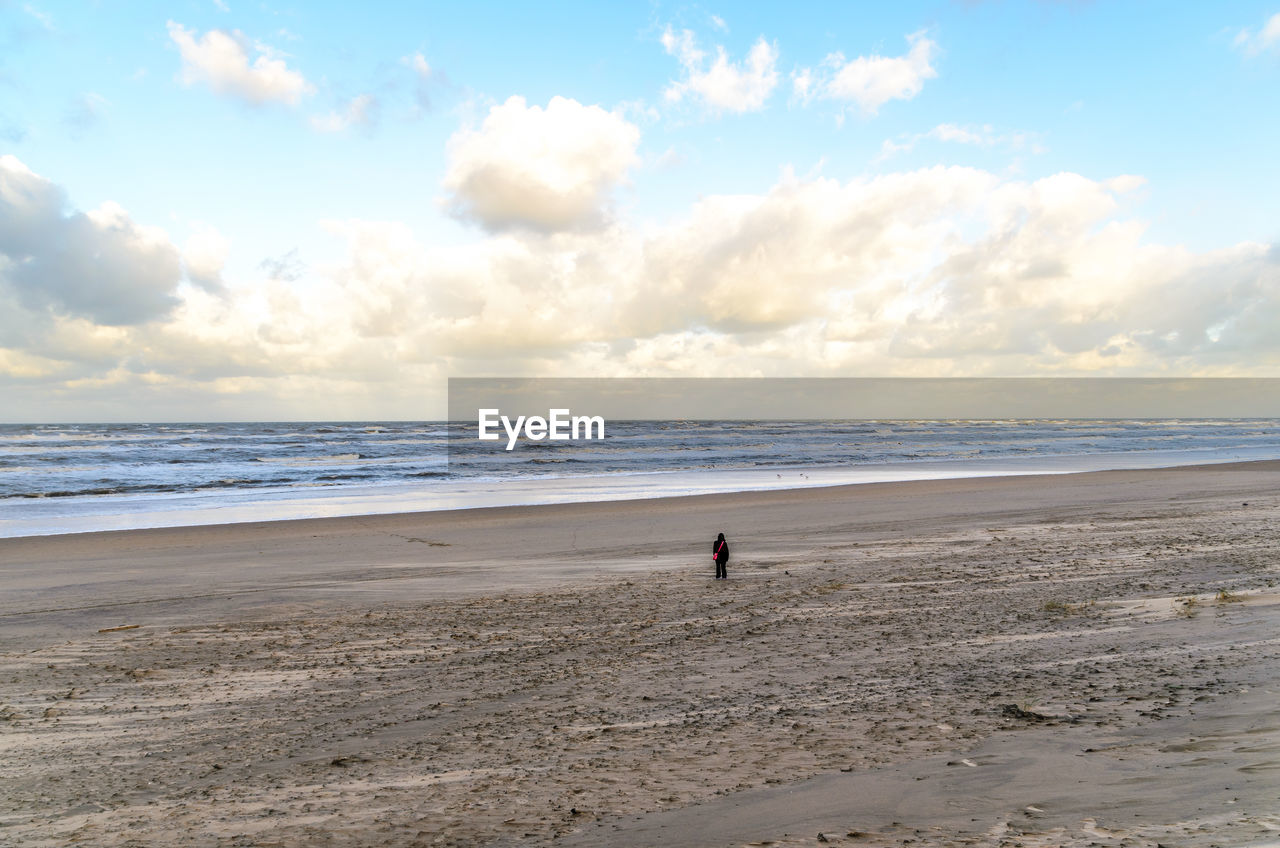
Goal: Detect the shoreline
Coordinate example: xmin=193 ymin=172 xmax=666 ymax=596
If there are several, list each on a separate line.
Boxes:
xmin=4 ymin=444 xmax=1280 ymax=540
xmin=3 ymin=461 xmax=1280 ymax=845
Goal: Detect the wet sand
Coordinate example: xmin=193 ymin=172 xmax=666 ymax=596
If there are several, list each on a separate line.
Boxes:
xmin=2 ymin=463 xmax=1279 ymax=846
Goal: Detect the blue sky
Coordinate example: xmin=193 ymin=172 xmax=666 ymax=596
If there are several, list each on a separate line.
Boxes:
xmin=0 ymin=1 xmax=1278 ymax=420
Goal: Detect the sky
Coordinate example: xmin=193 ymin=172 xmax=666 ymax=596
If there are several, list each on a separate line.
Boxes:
xmin=0 ymin=1 xmax=1278 ymax=421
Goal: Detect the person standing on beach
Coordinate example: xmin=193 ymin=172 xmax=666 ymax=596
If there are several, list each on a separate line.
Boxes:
xmin=712 ymin=532 xmax=730 ymax=580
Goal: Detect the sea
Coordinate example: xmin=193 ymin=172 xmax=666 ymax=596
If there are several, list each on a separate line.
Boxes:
xmin=2 ymin=419 xmax=1280 ymax=538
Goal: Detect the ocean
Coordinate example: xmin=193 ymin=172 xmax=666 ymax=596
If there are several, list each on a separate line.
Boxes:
xmin=2 ymin=419 xmax=1279 ymax=537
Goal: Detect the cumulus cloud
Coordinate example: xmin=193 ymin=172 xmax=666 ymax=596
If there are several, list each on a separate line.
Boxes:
xmin=797 ymin=31 xmax=938 ymax=115
xmin=167 ymin=21 xmax=312 ymax=106
xmin=322 ymin=166 xmax=1278 ymax=379
xmin=182 ymin=223 xmax=230 ymax=293
xmin=442 ymin=95 xmax=640 ymax=232
xmin=662 ymin=27 xmax=779 ymax=113
xmin=310 ymin=93 xmax=378 ymax=133
xmin=4 ymin=155 xmax=1278 ymax=419
xmin=631 ymin=167 xmax=999 ymax=335
xmin=0 ymin=155 xmax=183 ymax=325
xmin=1234 ymin=12 xmax=1280 ymax=56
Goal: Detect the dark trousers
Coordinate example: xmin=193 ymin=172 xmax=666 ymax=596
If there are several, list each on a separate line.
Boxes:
xmin=715 ymin=560 xmax=727 ymax=579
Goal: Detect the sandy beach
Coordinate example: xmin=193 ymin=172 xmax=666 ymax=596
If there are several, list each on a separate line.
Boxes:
xmin=2 ymin=462 xmax=1279 ymax=847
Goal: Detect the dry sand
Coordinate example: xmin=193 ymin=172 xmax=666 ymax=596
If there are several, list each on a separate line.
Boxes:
xmin=2 ymin=463 xmax=1279 ymax=847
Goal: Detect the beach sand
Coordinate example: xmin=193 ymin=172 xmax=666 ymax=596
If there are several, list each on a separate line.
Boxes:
xmin=2 ymin=463 xmax=1279 ymax=846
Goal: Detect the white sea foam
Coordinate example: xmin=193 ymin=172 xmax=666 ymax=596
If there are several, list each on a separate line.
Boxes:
xmin=2 ymin=441 xmax=1279 ymax=538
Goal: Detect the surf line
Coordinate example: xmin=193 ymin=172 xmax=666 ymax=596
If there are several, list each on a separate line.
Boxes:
xmin=477 ymin=408 xmax=606 ymax=451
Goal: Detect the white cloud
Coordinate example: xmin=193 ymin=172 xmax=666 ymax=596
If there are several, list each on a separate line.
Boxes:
xmin=167 ymin=21 xmax=312 ymax=106
xmin=790 ymin=67 xmax=814 ymax=101
xmin=442 ymin=95 xmax=640 ymax=232
xmin=662 ymin=27 xmax=779 ymax=113
xmin=4 ymin=155 xmax=1278 ymax=418
xmin=798 ymin=31 xmax=938 ymax=115
xmin=182 ymin=223 xmax=230 ymax=292
xmin=0 ymin=156 xmax=184 ymax=325
xmin=408 ymin=52 xmax=430 ymax=77
xmin=320 ymin=166 xmax=1279 ymax=378
xmin=876 ymin=123 xmax=1042 ymax=161
xmin=1234 ymin=12 xmax=1280 ymax=56
xmin=310 ymin=93 xmax=378 ymax=133
xmin=401 ymin=51 xmax=437 ymax=110
xmin=931 ymin=124 xmax=987 ymax=145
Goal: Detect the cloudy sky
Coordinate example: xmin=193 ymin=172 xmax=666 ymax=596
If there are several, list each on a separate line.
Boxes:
xmin=1 ymin=2 xmax=1278 ymax=421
